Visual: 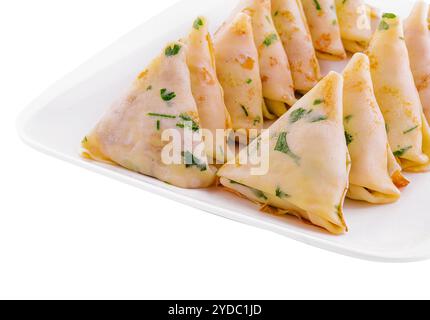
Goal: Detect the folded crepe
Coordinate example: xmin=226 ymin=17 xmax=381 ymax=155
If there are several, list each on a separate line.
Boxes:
xmin=335 ymin=0 xmax=373 ymax=53
xmin=404 ymin=1 xmax=430 ymax=124
xmin=186 ymin=17 xmax=232 ymax=161
xmin=272 ymin=0 xmax=321 ymax=93
xmin=218 ymin=72 xmax=350 ymax=234
xmin=367 ymin=13 xmax=430 ymax=172
xmin=343 ymin=53 xmax=409 ymax=204
xmin=81 ymin=42 xmax=217 ymax=188
xmin=301 ymin=0 xmax=347 ymax=60
xmin=236 ymin=0 xmax=296 ymax=117
xmin=214 ymin=12 xmax=264 ymax=138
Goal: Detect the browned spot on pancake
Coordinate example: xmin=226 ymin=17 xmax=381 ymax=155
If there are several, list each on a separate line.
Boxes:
xmin=236 ymin=54 xmax=255 ymax=70
xmin=392 ymin=171 xmax=410 ymax=188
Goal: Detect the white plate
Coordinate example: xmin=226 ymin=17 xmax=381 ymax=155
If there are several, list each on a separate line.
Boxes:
xmin=18 ymin=0 xmax=430 ymax=262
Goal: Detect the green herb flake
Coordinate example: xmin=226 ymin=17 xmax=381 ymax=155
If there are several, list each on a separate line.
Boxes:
xmin=160 ymin=88 xmax=177 ymax=101
xmin=342 ymin=0 xmax=348 ymax=4
xmin=289 ymin=108 xmax=307 ymax=123
xmin=253 ymin=116 xmax=262 ymax=126
xmin=344 ymin=115 xmax=353 ymax=123
xmin=229 ymin=180 xmax=267 ymax=201
xmin=311 ymin=115 xmax=328 ymax=123
xmin=275 ymin=132 xmax=301 ymax=164
xmin=382 ymin=13 xmax=397 ymax=19
xmin=176 ymin=113 xmax=200 ymax=132
xmin=246 ymin=78 xmax=253 ymax=84
xmin=230 ymin=180 xmax=243 ymax=186
xmin=165 ymin=44 xmax=182 ymax=57
xmin=276 ymin=187 xmax=289 ymax=199
xmin=146 ymin=85 xmax=153 ymax=91
xmin=313 ymin=99 xmax=325 ymax=105
xmin=147 ymin=113 xmax=177 ymax=119
xmin=345 ymin=131 xmax=354 ymax=145
xmin=265 ymin=15 xmax=271 ymax=23
xmin=393 ymin=146 xmax=413 ymax=157
xmin=252 ymin=189 xmax=268 ymax=200
xmin=313 ymin=0 xmax=322 ymax=10
xmin=274 ymin=11 xmax=279 ymax=17
xmin=82 ymin=136 xmax=88 ymax=144
xmin=263 ymin=33 xmax=278 ymax=47
xmin=399 ymin=36 xmax=405 ymax=41
xmin=403 ymin=125 xmax=419 ymax=134
xmin=241 ymin=105 xmax=249 ymax=117
xmin=378 ymin=20 xmax=390 ymax=31
xmin=332 ymin=19 xmax=337 ymax=25
xmin=156 ymin=120 xmax=161 ymax=131
xmin=182 ymin=151 xmax=207 ymax=171
xmin=335 ymin=204 xmax=343 ymax=219
xmin=193 ymin=17 xmax=204 ymax=30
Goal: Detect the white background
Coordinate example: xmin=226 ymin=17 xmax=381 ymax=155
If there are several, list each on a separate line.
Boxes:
xmin=1 ymin=0 xmax=429 ymax=300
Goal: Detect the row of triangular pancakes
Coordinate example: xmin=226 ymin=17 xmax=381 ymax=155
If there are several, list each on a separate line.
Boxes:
xmin=82 ymin=7 xmax=430 ymax=234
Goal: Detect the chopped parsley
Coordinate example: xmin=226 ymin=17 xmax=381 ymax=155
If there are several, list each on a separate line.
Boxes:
xmin=378 ymin=20 xmax=390 ymax=31
xmin=393 ymin=146 xmax=412 ymax=157
xmin=146 ymin=85 xmax=153 ymax=91
xmin=246 ymin=78 xmax=253 ymax=84
xmin=182 ymin=151 xmax=207 ymax=171
xmin=193 ymin=17 xmax=204 ymax=30
xmin=311 ymin=115 xmax=328 ymax=122
xmin=313 ymin=99 xmax=325 ymax=105
xmin=335 ymin=204 xmax=342 ymax=219
xmin=403 ymin=125 xmax=419 ymax=134
xmin=344 ymin=115 xmax=353 ymax=123
xmin=382 ymin=13 xmax=397 ymax=19
xmin=263 ymin=33 xmax=278 ymax=47
xmin=253 ymin=189 xmax=268 ymax=201
xmin=274 ymin=11 xmax=279 ymax=17
xmin=147 ymin=113 xmax=177 ymax=119
xmin=345 ymin=131 xmax=353 ymax=145
xmin=176 ymin=113 xmax=200 ymax=132
xmin=253 ymin=116 xmax=262 ymax=126
xmin=165 ymin=44 xmax=182 ymax=56
xmin=156 ymin=120 xmax=161 ymax=131
xmin=313 ymin=0 xmax=322 ymax=10
xmin=160 ymin=88 xmax=176 ymax=101
xmin=275 ymin=132 xmax=301 ymax=164
xmin=230 ymin=181 xmax=268 ymax=201
xmin=289 ymin=108 xmax=307 ymax=123
xmin=82 ymin=136 xmax=88 ymax=144
xmin=241 ymin=105 xmax=249 ymax=117
xmin=276 ymin=187 xmax=289 ymax=199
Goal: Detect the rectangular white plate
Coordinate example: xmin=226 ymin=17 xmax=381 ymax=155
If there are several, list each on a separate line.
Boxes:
xmin=18 ymin=0 xmax=430 ymax=262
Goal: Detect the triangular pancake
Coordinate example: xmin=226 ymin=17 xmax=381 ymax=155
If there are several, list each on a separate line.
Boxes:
xmin=236 ymin=0 xmax=296 ymax=113
xmin=186 ymin=17 xmax=232 ymax=161
xmin=214 ymin=12 xmax=264 ymax=138
xmin=335 ymin=0 xmax=372 ymax=53
xmin=218 ymin=72 xmax=350 ymax=234
xmin=301 ymin=0 xmax=347 ymax=60
xmin=81 ymin=42 xmax=217 ymax=188
xmin=343 ymin=53 xmax=409 ymax=204
xmin=272 ymin=0 xmax=321 ymax=93
xmin=404 ymin=1 xmax=430 ymax=124
xmin=367 ymin=13 xmax=430 ymax=172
